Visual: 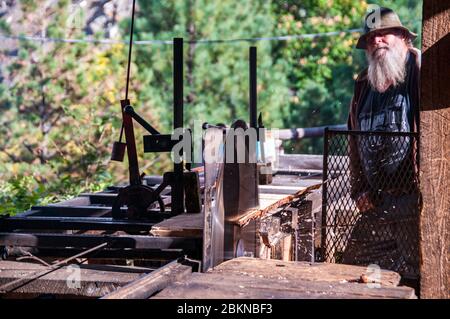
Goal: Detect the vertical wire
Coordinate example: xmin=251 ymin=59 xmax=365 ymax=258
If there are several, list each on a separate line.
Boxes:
xmin=119 ymin=0 xmax=137 ymax=142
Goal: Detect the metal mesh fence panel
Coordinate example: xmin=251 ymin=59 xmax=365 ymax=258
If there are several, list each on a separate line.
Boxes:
xmin=321 ymin=129 xmax=420 ymax=279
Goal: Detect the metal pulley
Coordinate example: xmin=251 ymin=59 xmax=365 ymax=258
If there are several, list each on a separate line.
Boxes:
xmin=112 ymin=184 xmax=165 ymax=219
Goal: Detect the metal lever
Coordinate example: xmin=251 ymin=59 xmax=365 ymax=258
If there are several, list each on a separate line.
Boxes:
xmin=124 ymin=105 xmax=160 ymax=135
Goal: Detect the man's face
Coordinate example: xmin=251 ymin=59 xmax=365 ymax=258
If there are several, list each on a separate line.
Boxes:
xmin=365 ymin=28 xmax=410 ymax=92
xmin=366 ymin=29 xmax=408 ymax=59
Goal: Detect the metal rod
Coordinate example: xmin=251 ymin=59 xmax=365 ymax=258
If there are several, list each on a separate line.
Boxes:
xmin=0 ymin=233 xmax=200 ymax=250
xmin=116 ymin=0 xmax=137 ymax=146
xmin=119 ymin=123 xmax=124 ymax=143
xmin=249 ymin=46 xmax=257 ymax=129
xmin=174 ymin=38 xmax=184 ymax=133
xmin=0 ymin=242 xmax=108 ymax=293
xmin=55 ymin=242 xmax=109 ymax=266
xmin=33 ymin=248 xmax=184 ymax=260
xmin=124 ymin=105 xmax=160 ymax=135
xmin=326 ymin=129 xmax=419 ymax=137
xmin=248 ymin=46 xmax=260 ymax=207
xmin=121 ymin=99 xmax=141 ymax=185
xmin=321 ymin=127 xmax=329 ymax=262
xmin=125 ymin=0 xmax=137 ymax=100
xmin=0 ymin=216 xmax=156 ymax=232
xmin=277 ymin=124 xmax=347 ymax=140
xmin=172 ymin=37 xmax=184 ymax=214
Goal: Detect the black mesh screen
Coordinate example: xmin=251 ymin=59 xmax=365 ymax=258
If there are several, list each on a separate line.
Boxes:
xmin=320 ymin=129 xmax=420 ymax=279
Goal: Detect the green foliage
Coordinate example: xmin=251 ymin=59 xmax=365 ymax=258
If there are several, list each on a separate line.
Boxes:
xmin=0 ymin=1 xmax=121 ymax=213
xmin=0 ymin=173 xmax=113 ymax=216
xmin=0 ymin=176 xmax=47 ymax=215
xmin=271 ymin=0 xmax=367 ymax=153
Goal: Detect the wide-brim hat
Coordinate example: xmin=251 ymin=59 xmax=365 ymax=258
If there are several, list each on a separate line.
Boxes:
xmin=356 ymin=7 xmax=417 ymax=49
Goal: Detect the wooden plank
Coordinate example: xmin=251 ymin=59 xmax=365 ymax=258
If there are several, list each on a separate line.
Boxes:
xmin=258 ymin=185 xmax=304 ymax=195
xmin=295 ymin=200 xmax=314 ymax=262
xmin=281 ymin=235 xmax=292 ymax=261
xmin=270 ymin=175 xmax=323 ymax=188
xmin=151 ymin=185 xmax=320 ymax=238
xmin=212 ymin=257 xmax=401 ymax=287
xmin=277 ymin=154 xmax=323 ymax=170
xmin=229 ymin=183 xmax=321 ymax=227
xmin=202 ymin=132 xmax=225 ymax=272
xmin=258 ymin=193 xmax=290 ymax=210
xmin=150 ymin=213 xmax=204 ymax=238
xmin=102 ymin=260 xmax=192 ymax=299
xmin=419 ymin=0 xmax=450 ymax=299
xmin=0 ymin=261 xmax=141 ymax=297
xmin=153 ymin=272 xmax=415 ymax=299
xmin=276 ymin=154 xmax=348 ymax=172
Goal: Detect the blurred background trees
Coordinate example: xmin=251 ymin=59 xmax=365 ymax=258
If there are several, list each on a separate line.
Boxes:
xmin=0 ymin=0 xmax=423 ymax=214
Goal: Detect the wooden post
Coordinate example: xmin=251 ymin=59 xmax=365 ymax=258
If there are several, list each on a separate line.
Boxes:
xmin=420 ymin=0 xmax=450 ymax=299
xmin=101 ymin=261 xmax=192 ymax=299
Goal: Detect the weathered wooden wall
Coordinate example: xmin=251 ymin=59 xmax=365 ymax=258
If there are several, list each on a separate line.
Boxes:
xmin=419 ymin=0 xmax=450 ymax=299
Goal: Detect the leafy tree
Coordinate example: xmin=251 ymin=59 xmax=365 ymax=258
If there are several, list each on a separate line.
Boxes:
xmin=0 ymin=0 xmax=423 ymax=214
xmin=0 ymin=0 xmax=126 ymax=214
xmin=271 ymin=0 xmax=368 ymax=153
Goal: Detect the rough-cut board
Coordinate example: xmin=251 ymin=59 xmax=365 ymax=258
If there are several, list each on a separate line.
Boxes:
xmin=258 ymin=184 xmax=306 ymax=195
xmin=151 ymin=183 xmax=321 ymax=237
xmin=229 ymin=183 xmax=322 ymax=227
xmin=212 ymin=257 xmax=401 ymax=287
xmin=150 ymin=213 xmax=204 ymax=238
xmin=277 ymin=154 xmax=323 ymax=170
xmin=258 ymin=193 xmax=293 ymax=209
xmin=419 ymin=0 xmax=450 ymax=299
xmin=153 ymin=258 xmax=415 ymax=299
xmin=154 ymin=272 xmax=415 ymax=299
xmin=0 ymin=261 xmax=143 ymax=297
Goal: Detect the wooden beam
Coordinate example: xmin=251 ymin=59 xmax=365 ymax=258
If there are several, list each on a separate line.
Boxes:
xmin=211 ymin=257 xmax=402 ymax=287
xmin=150 ymin=213 xmax=204 ymax=238
xmin=153 ymin=258 xmax=415 ymax=299
xmin=277 ymin=154 xmax=324 ymax=170
xmin=153 ymin=272 xmax=416 ymax=299
xmin=420 ymin=0 xmax=450 ymax=299
xmin=294 ymin=200 xmax=314 ymax=262
xmin=101 ymin=260 xmax=192 ymax=299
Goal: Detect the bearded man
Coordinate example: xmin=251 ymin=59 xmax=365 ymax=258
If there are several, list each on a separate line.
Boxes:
xmin=343 ymin=7 xmax=421 ymax=283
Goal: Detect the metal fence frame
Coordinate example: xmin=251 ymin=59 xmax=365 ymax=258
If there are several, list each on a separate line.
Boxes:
xmin=321 ymin=128 xmax=420 ymax=278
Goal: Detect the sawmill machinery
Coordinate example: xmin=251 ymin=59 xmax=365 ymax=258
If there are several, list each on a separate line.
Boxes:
xmin=109 ymin=0 xmax=193 ymax=220
xmin=0 ymin=0 xmax=271 ymax=276
xmin=107 ymin=0 xmax=267 ymax=233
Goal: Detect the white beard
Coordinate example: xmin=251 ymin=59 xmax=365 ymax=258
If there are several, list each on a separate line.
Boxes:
xmin=366 ymin=41 xmax=408 ymax=93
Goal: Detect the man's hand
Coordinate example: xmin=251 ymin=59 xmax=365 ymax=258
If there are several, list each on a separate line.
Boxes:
xmin=355 ymin=192 xmax=375 ymax=212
